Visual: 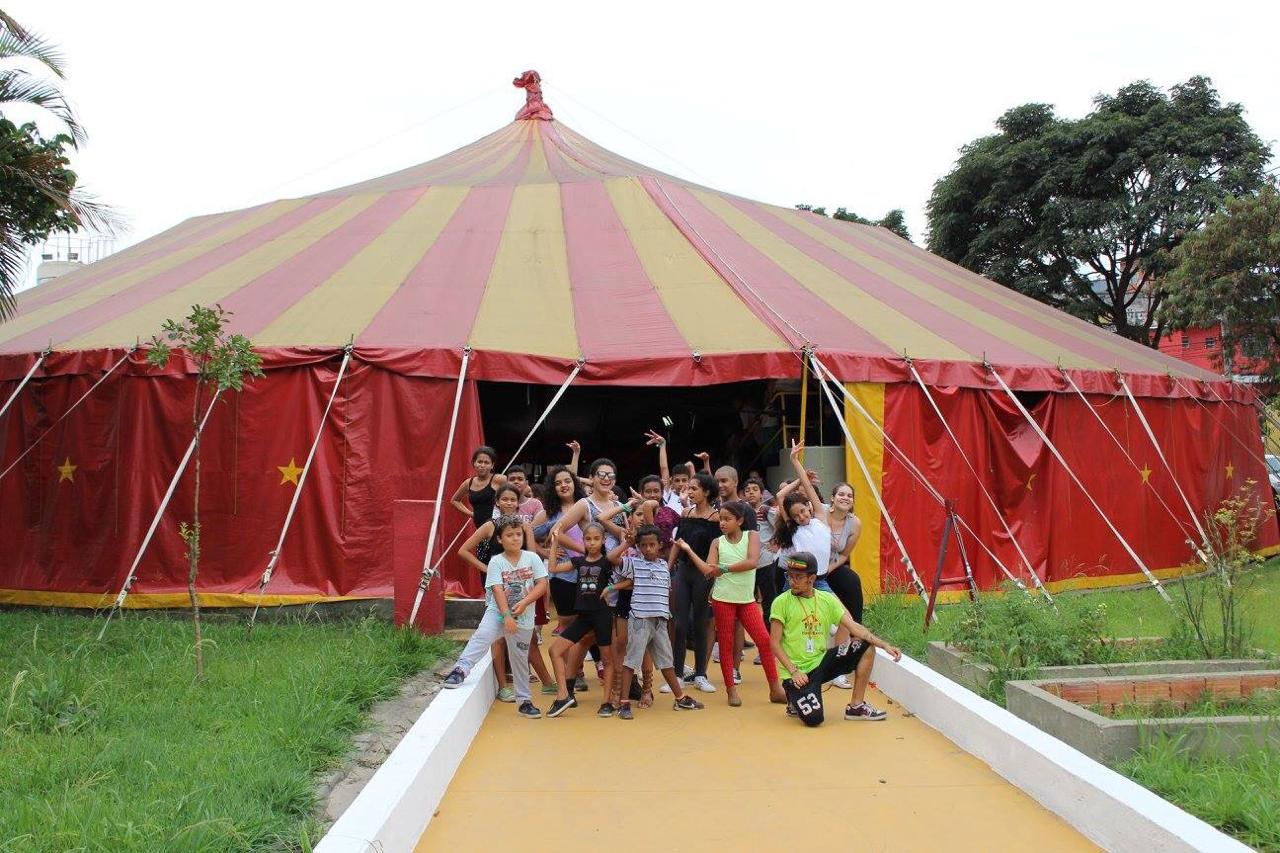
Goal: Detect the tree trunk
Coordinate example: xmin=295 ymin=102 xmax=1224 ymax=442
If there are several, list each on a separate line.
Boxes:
xmin=190 ymin=378 xmax=204 ymax=681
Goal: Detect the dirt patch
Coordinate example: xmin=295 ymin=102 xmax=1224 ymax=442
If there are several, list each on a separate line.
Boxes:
xmin=315 ymin=656 xmax=459 ymax=825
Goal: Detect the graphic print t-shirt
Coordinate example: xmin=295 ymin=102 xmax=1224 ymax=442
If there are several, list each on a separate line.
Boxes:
xmin=769 ymin=589 xmax=845 ymax=674
xmin=484 ymin=550 xmax=548 ymax=630
xmin=570 ymin=555 xmax=610 ymax=611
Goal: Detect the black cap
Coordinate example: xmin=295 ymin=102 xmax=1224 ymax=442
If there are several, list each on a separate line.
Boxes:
xmin=782 ymin=552 xmax=819 ymax=575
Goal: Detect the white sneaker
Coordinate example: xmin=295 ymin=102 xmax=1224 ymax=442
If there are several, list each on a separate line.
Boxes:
xmin=659 ymin=682 xmax=673 ymax=693
xmin=711 ymin=642 xmax=720 ymax=663
xmin=831 ymin=674 xmax=853 ymax=690
xmin=694 ymin=675 xmax=717 ymax=693
xmin=733 ymin=669 xmax=743 ymax=685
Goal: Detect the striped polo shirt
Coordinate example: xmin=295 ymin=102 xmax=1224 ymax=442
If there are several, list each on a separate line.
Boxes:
xmin=620 ymin=555 xmax=671 ymax=619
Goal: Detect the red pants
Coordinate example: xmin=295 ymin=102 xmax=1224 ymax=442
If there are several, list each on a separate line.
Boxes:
xmin=712 ymin=598 xmax=779 ymax=687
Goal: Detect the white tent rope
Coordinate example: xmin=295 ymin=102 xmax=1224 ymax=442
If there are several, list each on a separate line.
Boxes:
xmin=907 ymin=363 xmax=1050 ymax=600
xmin=1116 ymin=375 xmax=1212 ymax=549
xmin=408 ymin=348 xmax=472 ymax=627
xmin=0 ymin=348 xmax=49 ymax=422
xmin=809 ymin=354 xmax=928 ymax=601
xmin=988 ymin=367 xmax=1171 ymax=604
xmin=812 ymin=355 xmax=1029 ymax=595
xmin=98 ymin=389 xmax=224 ymax=639
xmin=1061 ymin=373 xmax=1206 ymax=559
xmin=501 ymin=360 xmax=583 ymax=474
xmin=0 ymin=348 xmax=134 ymax=483
xmin=250 ymin=348 xmax=354 ymax=626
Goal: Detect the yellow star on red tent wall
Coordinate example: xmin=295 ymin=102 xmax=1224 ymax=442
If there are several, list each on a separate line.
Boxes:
xmin=277 ymin=457 xmax=303 ymax=486
xmin=1139 ymin=464 xmax=1153 ymax=484
xmin=56 ymin=457 xmax=76 ymax=483
xmin=1225 ymin=461 xmax=1235 ymax=480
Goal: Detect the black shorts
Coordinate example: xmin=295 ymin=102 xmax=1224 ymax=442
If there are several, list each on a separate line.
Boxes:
xmin=783 ymin=642 xmax=872 ymax=728
xmin=549 ymin=577 xmax=577 ymax=617
xmin=560 ymin=606 xmax=613 ymax=646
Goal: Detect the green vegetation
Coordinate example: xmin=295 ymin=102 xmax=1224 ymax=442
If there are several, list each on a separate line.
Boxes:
xmin=1092 ymin=690 xmax=1280 ymax=720
xmin=0 ymin=612 xmax=456 ymax=852
xmin=1121 ymin=740 xmax=1280 ymax=852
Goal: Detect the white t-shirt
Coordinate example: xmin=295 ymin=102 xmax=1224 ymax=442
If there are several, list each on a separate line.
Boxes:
xmin=781 ymin=518 xmax=833 ymax=576
xmin=662 ymin=488 xmax=685 ymax=513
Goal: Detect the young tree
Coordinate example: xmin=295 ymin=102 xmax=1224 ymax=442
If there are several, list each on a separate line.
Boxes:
xmin=147 ymin=305 xmax=263 ymax=680
xmin=1158 ymin=184 xmax=1280 ymax=382
xmin=0 ymin=10 xmax=113 ymax=319
xmin=926 ymin=77 xmax=1270 ymax=346
xmin=796 ymin=204 xmax=913 ymax=242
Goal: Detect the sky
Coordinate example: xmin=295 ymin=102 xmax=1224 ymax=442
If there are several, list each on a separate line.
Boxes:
xmin=12 ymin=0 xmax=1280 ymax=287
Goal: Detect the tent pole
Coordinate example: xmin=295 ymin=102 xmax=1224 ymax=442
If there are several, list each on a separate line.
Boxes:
xmin=0 ymin=348 xmax=50 ymax=422
xmin=99 ymin=389 xmax=223 ymax=640
xmin=408 ymin=347 xmax=472 ymax=628
xmin=988 ymin=366 xmax=1172 ymax=605
xmin=501 ymin=359 xmax=583 ymax=474
xmin=0 ymin=347 xmax=134 ymax=483
xmin=810 ymin=353 xmax=928 ymax=603
xmin=250 ymin=346 xmax=354 ymax=630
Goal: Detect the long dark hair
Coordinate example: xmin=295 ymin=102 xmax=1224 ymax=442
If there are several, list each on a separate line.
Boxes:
xmin=687 ymin=472 xmax=716 ymax=510
xmin=719 ymin=500 xmax=750 ymax=526
xmin=772 ymin=493 xmax=810 ymax=550
xmin=544 ymin=464 xmax=586 ymax=511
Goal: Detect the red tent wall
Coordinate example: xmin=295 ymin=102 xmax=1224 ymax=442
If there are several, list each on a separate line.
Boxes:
xmin=0 ymin=361 xmax=485 ymax=603
xmin=878 ymin=385 xmax=1280 ymax=593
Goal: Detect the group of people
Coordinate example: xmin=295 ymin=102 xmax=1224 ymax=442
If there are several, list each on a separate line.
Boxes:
xmin=440 ymin=434 xmax=901 ymax=727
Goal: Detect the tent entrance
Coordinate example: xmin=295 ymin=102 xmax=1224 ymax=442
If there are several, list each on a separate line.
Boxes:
xmin=476 ymin=379 xmax=841 ymax=493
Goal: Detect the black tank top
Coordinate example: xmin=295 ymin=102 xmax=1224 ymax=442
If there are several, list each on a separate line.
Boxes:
xmin=468 ymin=479 xmax=496 ymax=528
xmin=675 ymin=514 xmax=721 ymax=572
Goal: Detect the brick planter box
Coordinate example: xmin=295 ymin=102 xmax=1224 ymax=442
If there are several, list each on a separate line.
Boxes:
xmin=1005 ymin=670 xmax=1280 ymax=766
xmin=926 ymin=641 xmax=1274 ymax=697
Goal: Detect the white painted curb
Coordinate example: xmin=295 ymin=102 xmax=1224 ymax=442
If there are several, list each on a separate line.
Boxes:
xmin=873 ymin=650 xmax=1251 ymax=853
xmin=315 ymin=654 xmax=494 ymax=853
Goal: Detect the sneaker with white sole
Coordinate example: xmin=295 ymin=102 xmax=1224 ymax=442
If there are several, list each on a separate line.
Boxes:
xmin=659 ymin=682 xmax=672 ymax=693
xmin=547 ymin=697 xmax=574 ymax=718
xmin=518 ymin=701 xmax=542 ymax=719
xmin=694 ymin=675 xmax=716 ymax=693
xmin=497 ymin=687 xmax=516 ymax=703
xmin=442 ymin=668 xmax=466 ymax=688
xmin=733 ymin=669 xmax=743 ymax=685
xmin=831 ymin=674 xmax=853 ymax=690
xmin=681 ymin=673 xmax=696 ymax=685
xmin=673 ymin=695 xmax=705 ymax=710
xmin=845 ymin=701 xmax=887 ymax=721
xmin=752 ymin=654 xmax=762 ymax=666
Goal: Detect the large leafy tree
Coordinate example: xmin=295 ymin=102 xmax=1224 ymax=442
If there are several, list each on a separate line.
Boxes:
xmin=797 ymin=204 xmax=912 ymax=242
xmin=926 ymin=77 xmax=1270 ymax=345
xmin=0 ymin=10 xmax=109 ymax=320
xmin=1158 ymin=184 xmax=1280 ymax=381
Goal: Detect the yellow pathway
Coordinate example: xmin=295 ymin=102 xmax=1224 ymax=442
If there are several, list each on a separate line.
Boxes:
xmin=417 ymin=656 xmax=1094 ymax=852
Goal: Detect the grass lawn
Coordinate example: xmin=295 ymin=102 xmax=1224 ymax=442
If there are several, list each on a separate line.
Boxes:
xmin=0 ymin=611 xmax=456 ymax=852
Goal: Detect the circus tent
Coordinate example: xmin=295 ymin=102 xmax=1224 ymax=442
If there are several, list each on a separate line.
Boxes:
xmin=1 ymin=77 xmax=1276 ymax=607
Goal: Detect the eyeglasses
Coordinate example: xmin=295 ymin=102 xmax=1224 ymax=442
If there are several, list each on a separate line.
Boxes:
xmin=596 ymin=472 xmax=616 ymax=481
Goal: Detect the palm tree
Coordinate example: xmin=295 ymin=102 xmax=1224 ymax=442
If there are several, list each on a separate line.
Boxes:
xmin=0 ymin=10 xmax=113 ymax=320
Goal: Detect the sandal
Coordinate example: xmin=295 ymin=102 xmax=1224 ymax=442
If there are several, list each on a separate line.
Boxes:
xmin=639 ymin=689 xmax=654 ymax=709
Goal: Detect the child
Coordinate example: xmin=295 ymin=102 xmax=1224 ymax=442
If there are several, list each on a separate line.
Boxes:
xmin=614 ymin=525 xmax=705 ymax=719
xmin=678 ymin=501 xmax=787 ymax=707
xmin=442 ymin=516 xmax=550 ymax=719
xmin=545 ymin=523 xmax=624 ymax=718
xmin=769 ymin=552 xmax=902 ymax=727
xmin=636 ymin=474 xmax=679 ymax=548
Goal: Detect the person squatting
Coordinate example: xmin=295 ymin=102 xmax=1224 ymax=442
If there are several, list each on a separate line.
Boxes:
xmin=441 ymin=435 xmax=901 ymax=726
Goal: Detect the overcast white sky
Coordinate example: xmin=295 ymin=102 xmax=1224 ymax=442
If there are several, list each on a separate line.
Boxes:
xmin=12 ymin=0 xmax=1280 ymax=283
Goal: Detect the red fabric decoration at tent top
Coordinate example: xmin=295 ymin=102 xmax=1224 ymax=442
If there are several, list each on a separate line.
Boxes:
xmin=513 ymin=70 xmax=553 ymax=121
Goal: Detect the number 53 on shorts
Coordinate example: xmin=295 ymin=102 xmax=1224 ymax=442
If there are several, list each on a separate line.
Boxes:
xmin=795 ymin=691 xmax=821 ymax=715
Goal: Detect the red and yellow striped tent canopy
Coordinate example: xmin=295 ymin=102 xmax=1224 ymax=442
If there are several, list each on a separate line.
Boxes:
xmin=1 ymin=116 xmax=1227 ymax=394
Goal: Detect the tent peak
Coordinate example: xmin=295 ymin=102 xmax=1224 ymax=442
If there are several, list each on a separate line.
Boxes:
xmin=513 ymin=70 xmax=554 ymax=121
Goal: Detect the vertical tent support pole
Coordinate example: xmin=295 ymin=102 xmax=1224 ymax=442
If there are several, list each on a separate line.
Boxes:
xmin=809 ymin=354 xmax=928 ymax=603
xmin=250 ymin=345 xmax=355 ymax=629
xmin=99 ymin=389 xmax=224 ymax=639
xmin=0 ymin=348 xmax=50 ymax=422
xmin=408 ymin=347 xmax=472 ymax=627
xmin=0 ymin=347 xmax=135 ymax=483
xmin=988 ymin=366 xmax=1171 ymax=605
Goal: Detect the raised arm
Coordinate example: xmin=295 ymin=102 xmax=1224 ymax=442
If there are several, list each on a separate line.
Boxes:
xmin=645 ymin=430 xmax=671 ymax=486
xmin=694 ymin=451 xmax=711 ymax=474
xmin=788 ymin=441 xmax=827 ymax=525
xmin=456 ymin=523 xmax=494 ymax=574
xmin=566 ymin=440 xmax=581 ymax=475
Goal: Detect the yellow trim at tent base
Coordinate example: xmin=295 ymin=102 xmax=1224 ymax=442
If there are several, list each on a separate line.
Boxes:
xmin=0 ymin=589 xmax=377 ymax=609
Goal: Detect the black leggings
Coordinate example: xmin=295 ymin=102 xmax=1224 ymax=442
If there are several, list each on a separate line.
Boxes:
xmin=825 ymin=564 xmax=864 ymax=623
xmin=756 ymin=559 xmax=779 ymax=624
xmin=671 ymin=561 xmax=713 ymax=678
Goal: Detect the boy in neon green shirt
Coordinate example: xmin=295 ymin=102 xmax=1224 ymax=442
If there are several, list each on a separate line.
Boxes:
xmin=769 ymin=552 xmax=901 ymax=726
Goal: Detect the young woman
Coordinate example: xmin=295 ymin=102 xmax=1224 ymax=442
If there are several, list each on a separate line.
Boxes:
xmin=678 ymin=501 xmax=786 ymax=707
xmin=458 ymin=486 xmax=554 ymax=698
xmin=667 ymin=472 xmax=720 ymax=693
xmin=531 ymin=466 xmax=588 ymax=634
xmin=450 ymin=446 xmax=507 ymax=529
xmin=771 ymin=441 xmax=833 ymax=592
xmin=826 ymin=482 xmax=864 ymax=622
